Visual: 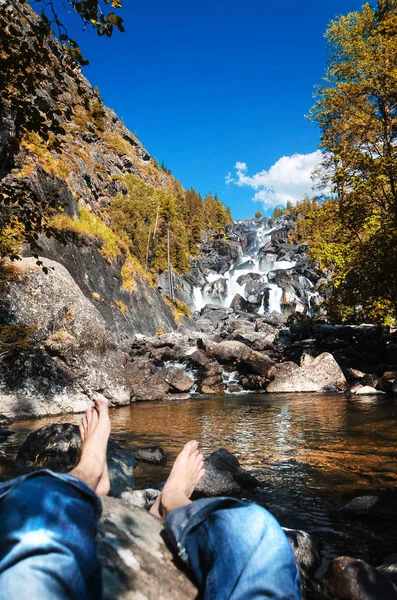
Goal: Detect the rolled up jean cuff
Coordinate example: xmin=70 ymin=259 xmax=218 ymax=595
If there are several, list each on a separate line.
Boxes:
xmin=0 ymin=469 xmax=102 ymax=516
xmin=164 ymin=497 xmax=251 ymax=562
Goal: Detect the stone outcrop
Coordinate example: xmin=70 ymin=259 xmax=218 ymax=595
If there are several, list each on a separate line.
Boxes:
xmin=0 ymin=257 xmax=134 ymax=418
xmin=98 ymin=497 xmax=197 ymax=600
xmin=16 ymin=423 xmax=137 ymax=496
xmin=266 ymin=352 xmax=346 ymax=393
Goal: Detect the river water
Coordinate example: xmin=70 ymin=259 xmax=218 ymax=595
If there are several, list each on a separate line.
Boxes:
xmin=3 ymin=392 xmax=397 ymax=567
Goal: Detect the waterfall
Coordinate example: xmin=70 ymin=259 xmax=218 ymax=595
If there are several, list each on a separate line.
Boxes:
xmin=192 ymin=222 xmax=298 ymax=314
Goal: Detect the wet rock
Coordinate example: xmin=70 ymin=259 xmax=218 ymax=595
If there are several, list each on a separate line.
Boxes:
xmin=16 ymin=423 xmax=136 ymax=496
xmin=203 ymin=278 xmax=228 ymax=301
xmin=149 ymin=366 xmax=194 ymax=393
xmin=194 ymin=462 xmax=241 ymax=496
xmin=320 ymin=556 xmax=397 ymax=600
xmin=236 ymin=273 xmax=263 ymax=286
xmin=186 ymin=349 xmax=211 ymax=368
xmin=133 ymin=446 xmax=167 ymax=465
xmin=230 ymin=294 xmax=250 ymax=312
xmin=267 ymin=352 xmax=346 ymax=393
xmin=98 ymin=497 xmax=197 ymax=599
xmin=377 ymin=555 xmax=397 ymax=587
xmin=339 ymin=495 xmax=381 ymax=516
xmin=350 ymin=384 xmax=385 ymax=395
xmin=120 ymin=488 xmax=160 ymax=510
xmin=200 ymin=382 xmax=224 ymax=395
xmin=207 ymin=340 xmax=274 ymax=377
xmin=240 ymin=374 xmax=266 ymax=390
xmin=283 ymin=528 xmax=320 ymax=589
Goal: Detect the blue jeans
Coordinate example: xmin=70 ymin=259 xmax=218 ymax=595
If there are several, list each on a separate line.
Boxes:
xmin=0 ymin=471 xmax=300 ymax=599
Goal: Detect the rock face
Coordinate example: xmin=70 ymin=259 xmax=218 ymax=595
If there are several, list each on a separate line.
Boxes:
xmin=98 ymin=497 xmax=197 ymax=600
xmin=0 ymin=257 xmax=134 ymax=418
xmin=16 ymin=423 xmax=137 ymax=496
xmin=267 ymin=352 xmax=346 ymax=393
xmin=320 ymin=556 xmax=397 ymax=600
xmin=0 ymin=0 xmax=187 ymax=418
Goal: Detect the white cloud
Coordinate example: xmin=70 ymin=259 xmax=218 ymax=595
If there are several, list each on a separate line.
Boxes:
xmin=227 ymin=150 xmax=324 ymax=208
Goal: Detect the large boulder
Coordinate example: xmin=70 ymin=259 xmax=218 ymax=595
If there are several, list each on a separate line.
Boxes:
xmin=0 ymin=258 xmax=134 ymax=419
xmin=227 ymin=328 xmax=277 ymax=351
xmin=266 ymin=353 xmax=346 ymax=393
xmin=16 ymin=423 xmax=137 ymax=497
xmin=320 ymin=556 xmax=397 ymax=600
xmin=283 ymin=528 xmax=320 ymax=592
xmin=195 ymin=448 xmax=258 ymax=496
xmin=98 ymin=497 xmax=197 ymax=599
xmin=149 ymin=366 xmax=194 ymax=393
xmin=207 ymin=341 xmax=274 ymax=377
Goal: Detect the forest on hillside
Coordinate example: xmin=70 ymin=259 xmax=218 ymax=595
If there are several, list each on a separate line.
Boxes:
xmin=274 ymin=0 xmax=397 ymax=325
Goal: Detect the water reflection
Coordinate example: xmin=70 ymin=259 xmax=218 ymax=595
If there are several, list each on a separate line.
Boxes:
xmin=4 ymin=393 xmax=397 ymax=493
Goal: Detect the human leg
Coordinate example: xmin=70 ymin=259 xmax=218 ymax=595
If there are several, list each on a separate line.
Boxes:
xmin=153 ymin=440 xmax=300 ymax=600
xmin=165 ymin=498 xmax=301 ymax=600
xmin=0 ymin=399 xmax=111 ymax=600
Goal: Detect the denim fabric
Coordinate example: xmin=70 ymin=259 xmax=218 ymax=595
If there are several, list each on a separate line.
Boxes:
xmin=0 ymin=470 xmax=102 ymax=600
xmin=165 ymin=497 xmax=301 ymax=600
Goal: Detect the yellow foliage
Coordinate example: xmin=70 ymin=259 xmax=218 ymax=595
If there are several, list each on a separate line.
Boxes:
xmin=103 ymin=131 xmax=132 ymax=155
xmin=92 ymin=292 xmax=102 ymax=302
xmin=51 ymin=207 xmax=121 ymax=260
xmin=114 ymin=299 xmax=128 ymax=315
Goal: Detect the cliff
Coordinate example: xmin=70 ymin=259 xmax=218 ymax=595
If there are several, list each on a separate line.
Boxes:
xmin=0 ymin=0 xmax=194 ymax=418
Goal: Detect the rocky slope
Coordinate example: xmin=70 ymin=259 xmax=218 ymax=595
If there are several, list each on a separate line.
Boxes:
xmin=0 ymin=0 xmax=190 ymax=418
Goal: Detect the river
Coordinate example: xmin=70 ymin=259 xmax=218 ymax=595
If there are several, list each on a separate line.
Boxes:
xmin=2 ymin=392 xmax=397 ymax=568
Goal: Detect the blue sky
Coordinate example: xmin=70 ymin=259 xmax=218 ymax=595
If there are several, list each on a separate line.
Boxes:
xmin=49 ymin=0 xmax=366 ymax=219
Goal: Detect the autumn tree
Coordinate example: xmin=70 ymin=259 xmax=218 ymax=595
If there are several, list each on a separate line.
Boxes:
xmin=308 ymin=0 xmax=397 ymax=323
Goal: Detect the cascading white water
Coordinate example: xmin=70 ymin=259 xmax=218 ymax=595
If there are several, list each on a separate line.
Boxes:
xmin=192 ymin=223 xmax=296 ymax=314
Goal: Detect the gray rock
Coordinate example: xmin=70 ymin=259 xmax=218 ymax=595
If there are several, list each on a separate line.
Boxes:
xmin=267 ymin=352 xmax=346 ymax=393
xmin=283 ymin=528 xmax=320 ymax=587
xmin=227 ymin=329 xmax=277 ymax=351
xmin=350 ymin=384 xmax=385 ymax=395
xmin=16 ymin=423 xmax=136 ymax=497
xmin=131 ymin=382 xmax=169 ymax=401
xmin=133 ymin=446 xmax=167 ymax=465
xmin=0 ymin=257 xmax=134 ymax=419
xmin=339 ymin=495 xmax=381 ymax=516
xmin=186 ymin=349 xmax=211 ymax=367
xmin=120 ymin=488 xmax=160 ymax=510
xmin=195 ymin=462 xmax=242 ymax=496
xmin=149 ymin=366 xmax=194 ymax=392
xmin=230 ymin=294 xmax=250 ymax=313
xmin=98 ymin=497 xmax=197 ymax=599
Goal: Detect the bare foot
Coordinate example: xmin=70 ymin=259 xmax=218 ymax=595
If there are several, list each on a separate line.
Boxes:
xmin=150 ymin=440 xmax=205 ymax=520
xmin=69 ymin=400 xmax=111 ymax=493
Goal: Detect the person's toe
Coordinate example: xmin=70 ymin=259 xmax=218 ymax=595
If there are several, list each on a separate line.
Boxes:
xmin=95 ymin=399 xmax=109 ymax=414
xmin=86 ymin=408 xmax=93 ymax=425
xmin=91 ymin=407 xmax=99 ymax=427
xmin=79 ymin=423 xmax=85 ymax=441
xmin=184 ymin=440 xmax=199 ymax=454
